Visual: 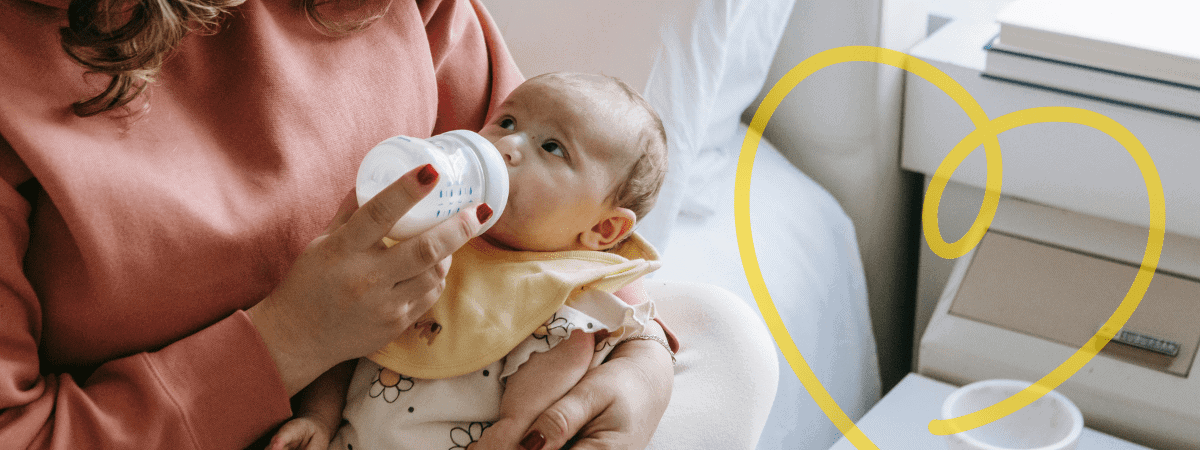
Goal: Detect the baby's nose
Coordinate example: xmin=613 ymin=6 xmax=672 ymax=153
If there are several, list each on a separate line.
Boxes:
xmin=496 ymin=134 xmax=525 ymax=166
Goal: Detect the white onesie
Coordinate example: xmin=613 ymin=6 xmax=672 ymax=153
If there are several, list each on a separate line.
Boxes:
xmin=328 ymin=236 xmax=659 ymax=450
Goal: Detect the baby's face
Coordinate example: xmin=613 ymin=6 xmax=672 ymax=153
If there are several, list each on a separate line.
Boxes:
xmin=478 ymin=76 xmax=642 ymax=252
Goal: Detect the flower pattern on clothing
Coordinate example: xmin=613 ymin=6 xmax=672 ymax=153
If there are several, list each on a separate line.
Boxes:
xmin=335 ymin=299 xmax=656 ymax=449
xmin=532 ymin=312 xmax=572 ymax=349
xmin=369 ymin=368 xmax=414 ymax=403
xmin=449 ymin=422 xmax=491 ymax=449
xmin=594 ymin=329 xmax=619 ymax=353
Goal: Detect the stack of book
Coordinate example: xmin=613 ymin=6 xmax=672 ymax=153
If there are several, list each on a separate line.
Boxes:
xmin=982 ymin=0 xmax=1200 ymax=119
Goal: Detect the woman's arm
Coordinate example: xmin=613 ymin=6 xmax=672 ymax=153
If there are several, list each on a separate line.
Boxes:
xmin=0 ymin=124 xmax=295 ymax=447
xmin=0 ymin=163 xmax=484 ymax=449
xmin=0 ymin=157 xmax=293 ymax=448
xmin=0 ymin=0 xmax=521 ymax=447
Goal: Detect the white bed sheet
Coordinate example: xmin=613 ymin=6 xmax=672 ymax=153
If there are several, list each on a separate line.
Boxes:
xmin=653 ymin=127 xmax=880 ymax=450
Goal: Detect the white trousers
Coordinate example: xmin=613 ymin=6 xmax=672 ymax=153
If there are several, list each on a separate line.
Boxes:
xmin=646 ymin=280 xmax=779 ymax=450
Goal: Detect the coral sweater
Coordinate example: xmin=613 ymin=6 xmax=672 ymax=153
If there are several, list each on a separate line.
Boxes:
xmin=0 ymin=0 xmax=522 ymax=448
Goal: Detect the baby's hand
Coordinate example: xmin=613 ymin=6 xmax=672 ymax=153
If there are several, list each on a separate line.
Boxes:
xmin=268 ymin=415 xmax=336 ymax=450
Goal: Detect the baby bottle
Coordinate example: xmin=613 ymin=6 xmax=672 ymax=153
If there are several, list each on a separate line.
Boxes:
xmin=356 ymin=130 xmax=508 ymax=240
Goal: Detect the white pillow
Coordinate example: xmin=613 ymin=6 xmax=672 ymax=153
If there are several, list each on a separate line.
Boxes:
xmin=653 ymin=128 xmax=879 ymax=450
xmin=637 ymin=0 xmax=798 ymax=252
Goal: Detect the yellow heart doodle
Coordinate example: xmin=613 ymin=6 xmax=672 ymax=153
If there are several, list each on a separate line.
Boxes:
xmin=735 ymin=46 xmax=1165 ymax=448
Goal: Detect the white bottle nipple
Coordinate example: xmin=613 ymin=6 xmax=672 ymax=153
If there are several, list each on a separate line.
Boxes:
xmin=356 ymin=130 xmax=508 ymax=240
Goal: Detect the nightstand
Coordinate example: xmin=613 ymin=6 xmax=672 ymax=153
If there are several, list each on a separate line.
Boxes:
xmin=827 ymin=373 xmax=1150 ymax=449
xmin=900 ymin=17 xmax=1200 ymax=449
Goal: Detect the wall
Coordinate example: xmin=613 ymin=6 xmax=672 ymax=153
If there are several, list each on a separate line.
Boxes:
xmin=749 ymin=0 xmax=929 ymax=392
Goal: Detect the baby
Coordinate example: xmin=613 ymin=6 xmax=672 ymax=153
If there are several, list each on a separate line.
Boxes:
xmin=269 ymin=72 xmax=670 ymax=450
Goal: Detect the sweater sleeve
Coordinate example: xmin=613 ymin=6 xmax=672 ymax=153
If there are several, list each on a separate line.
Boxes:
xmin=0 ymin=140 xmax=291 ymax=449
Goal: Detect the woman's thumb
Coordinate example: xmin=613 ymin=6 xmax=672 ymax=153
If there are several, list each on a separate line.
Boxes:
xmin=520 ymin=388 xmax=598 ymax=450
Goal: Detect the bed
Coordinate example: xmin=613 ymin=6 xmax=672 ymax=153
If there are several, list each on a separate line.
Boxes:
xmin=485 ymin=0 xmax=928 ymax=448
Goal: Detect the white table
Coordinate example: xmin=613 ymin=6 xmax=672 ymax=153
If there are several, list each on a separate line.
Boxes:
xmin=828 ymin=373 xmax=1150 ymax=449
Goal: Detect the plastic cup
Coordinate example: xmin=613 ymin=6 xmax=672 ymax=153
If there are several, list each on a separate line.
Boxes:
xmin=941 ymin=379 xmax=1084 ymax=450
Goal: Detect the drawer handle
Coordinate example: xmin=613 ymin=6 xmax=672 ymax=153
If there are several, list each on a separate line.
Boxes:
xmin=1113 ymin=329 xmax=1180 ymax=357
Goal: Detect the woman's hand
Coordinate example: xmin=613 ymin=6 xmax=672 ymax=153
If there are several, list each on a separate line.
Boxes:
xmin=520 ymin=321 xmax=675 ymax=450
xmin=248 ymin=164 xmax=491 ymax=395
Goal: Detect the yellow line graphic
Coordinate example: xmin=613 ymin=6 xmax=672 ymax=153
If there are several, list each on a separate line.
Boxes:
xmin=735 ymin=45 xmax=1164 ymax=448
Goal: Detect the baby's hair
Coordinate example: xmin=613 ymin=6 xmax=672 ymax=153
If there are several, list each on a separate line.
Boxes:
xmin=526 ymin=72 xmax=669 ymax=223
xmin=605 ymin=78 xmax=668 ymax=223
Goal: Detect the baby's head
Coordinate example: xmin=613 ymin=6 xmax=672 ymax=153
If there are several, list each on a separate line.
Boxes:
xmin=478 ymin=72 xmax=667 ymax=253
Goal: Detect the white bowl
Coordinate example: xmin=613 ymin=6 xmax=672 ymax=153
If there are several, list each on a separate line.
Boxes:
xmin=942 ymin=379 xmax=1084 ymax=450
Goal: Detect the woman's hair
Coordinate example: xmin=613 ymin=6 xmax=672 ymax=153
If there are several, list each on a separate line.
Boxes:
xmin=61 ymin=0 xmax=388 ymax=117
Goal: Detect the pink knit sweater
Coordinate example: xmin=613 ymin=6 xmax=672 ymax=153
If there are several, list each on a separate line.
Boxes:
xmin=0 ymin=0 xmax=522 ymax=447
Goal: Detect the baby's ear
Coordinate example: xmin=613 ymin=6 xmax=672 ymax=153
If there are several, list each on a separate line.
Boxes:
xmin=581 ymin=207 xmax=636 ymax=251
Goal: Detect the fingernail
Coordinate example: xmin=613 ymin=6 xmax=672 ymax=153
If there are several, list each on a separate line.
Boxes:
xmin=476 ymin=203 xmax=493 ymax=224
xmin=520 ymin=430 xmax=545 ymax=450
xmin=417 ymin=164 xmax=438 ymax=185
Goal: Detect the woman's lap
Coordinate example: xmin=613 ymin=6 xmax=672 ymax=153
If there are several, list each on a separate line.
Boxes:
xmin=645 ymin=280 xmax=779 ymax=450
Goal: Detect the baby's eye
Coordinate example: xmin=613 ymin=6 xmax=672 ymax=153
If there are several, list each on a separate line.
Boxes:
xmin=542 ymin=142 xmax=565 ymax=157
xmin=498 ymin=118 xmax=515 ymax=130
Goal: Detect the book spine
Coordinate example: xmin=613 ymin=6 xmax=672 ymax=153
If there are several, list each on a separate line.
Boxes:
xmin=996 ymin=22 xmax=1200 ymax=87
xmin=985 ymin=46 xmax=1200 ymax=119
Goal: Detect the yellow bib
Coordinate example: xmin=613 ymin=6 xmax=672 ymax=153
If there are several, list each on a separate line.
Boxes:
xmin=368 ymin=234 xmax=660 ymax=379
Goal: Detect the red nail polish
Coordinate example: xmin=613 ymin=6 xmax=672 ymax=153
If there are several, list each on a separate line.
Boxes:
xmin=476 ymin=203 xmax=493 ymax=224
xmin=417 ymin=164 xmax=438 ymax=185
xmin=519 ymin=430 xmax=545 ymax=450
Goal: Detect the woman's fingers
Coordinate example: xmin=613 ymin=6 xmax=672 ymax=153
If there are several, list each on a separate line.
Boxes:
xmin=520 ymin=370 xmax=616 ymax=450
xmin=564 ymin=431 xmax=627 ymax=450
xmin=251 ymin=175 xmax=488 ymax=397
xmin=324 ymin=189 xmax=360 ymax=235
xmin=335 ymin=164 xmax=439 ymax=249
xmin=384 ymin=205 xmax=485 ymax=280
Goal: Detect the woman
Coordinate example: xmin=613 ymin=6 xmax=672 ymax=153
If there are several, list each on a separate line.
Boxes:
xmin=0 ymin=0 xmax=674 ymax=448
